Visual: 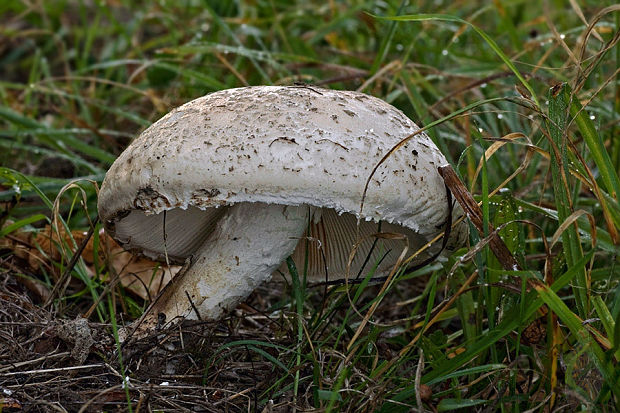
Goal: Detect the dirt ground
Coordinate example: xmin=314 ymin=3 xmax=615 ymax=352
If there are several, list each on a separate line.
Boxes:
xmin=0 ymin=269 xmax=311 ymax=412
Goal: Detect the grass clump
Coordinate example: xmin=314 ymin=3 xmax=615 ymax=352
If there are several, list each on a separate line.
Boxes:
xmin=1 ymin=0 xmax=619 ymax=411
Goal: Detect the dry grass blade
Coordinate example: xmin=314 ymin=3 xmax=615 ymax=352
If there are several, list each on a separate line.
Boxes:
xmin=43 ymin=180 xmax=99 ymax=307
xmin=356 ymin=60 xmax=402 ymax=92
xmin=372 ymin=270 xmax=479 ymax=379
xmin=544 ymin=10 xmax=580 ymax=68
xmin=574 ymin=5 xmax=620 ymax=94
xmin=568 ymin=0 xmax=604 ymax=42
xmin=345 ymin=234 xmax=408 ymax=352
xmin=438 ymin=165 xmax=521 ymax=271
xmin=43 ymin=217 xmax=98 ymax=308
xmin=470 ymin=132 xmax=535 ymax=191
xmin=550 ymin=209 xmax=596 ymax=250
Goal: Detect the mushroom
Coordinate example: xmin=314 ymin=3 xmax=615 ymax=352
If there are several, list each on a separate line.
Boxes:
xmin=98 ymin=86 xmax=467 ymax=334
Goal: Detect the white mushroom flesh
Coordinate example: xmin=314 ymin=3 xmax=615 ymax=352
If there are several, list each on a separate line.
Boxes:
xmin=147 ymin=202 xmax=310 ymax=323
xmin=98 ymin=86 xmax=470 ymax=336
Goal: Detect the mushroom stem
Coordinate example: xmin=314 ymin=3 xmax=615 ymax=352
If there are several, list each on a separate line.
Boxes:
xmin=130 ymin=203 xmax=310 ymax=336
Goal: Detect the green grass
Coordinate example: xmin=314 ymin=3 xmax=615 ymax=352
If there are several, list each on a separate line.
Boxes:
xmin=1 ymin=0 xmax=619 ymax=411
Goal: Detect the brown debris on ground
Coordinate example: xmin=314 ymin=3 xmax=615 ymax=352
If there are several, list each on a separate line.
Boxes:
xmin=0 ymin=222 xmax=177 ymax=302
xmin=0 ymin=270 xmax=307 ymax=412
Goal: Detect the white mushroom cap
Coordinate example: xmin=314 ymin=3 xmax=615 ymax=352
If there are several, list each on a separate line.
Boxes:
xmin=98 ymin=86 xmax=467 ymax=326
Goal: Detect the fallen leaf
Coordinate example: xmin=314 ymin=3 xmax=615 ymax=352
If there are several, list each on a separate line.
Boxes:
xmin=1 ymin=221 xmax=178 ymax=301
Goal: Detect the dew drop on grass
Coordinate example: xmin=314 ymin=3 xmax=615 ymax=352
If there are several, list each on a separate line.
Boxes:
xmin=441 ymin=49 xmax=448 ymax=56
xmin=560 ymin=34 xmax=566 ymax=40
xmin=590 ymin=114 xmax=595 ymax=120
xmin=480 ymin=83 xmax=487 ymax=88
xmin=497 ymin=114 xmax=503 ymax=119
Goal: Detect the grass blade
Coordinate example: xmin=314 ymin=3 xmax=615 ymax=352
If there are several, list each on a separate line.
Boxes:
xmin=567 ymin=85 xmax=620 ymax=200
xmin=437 ymin=398 xmax=488 ymax=411
xmin=547 ymin=83 xmax=589 ymax=317
xmin=373 ymin=13 xmax=540 ymax=108
xmin=423 ymin=250 xmax=594 ymax=384
xmin=426 ymin=363 xmax=506 ymax=385
xmin=533 ymin=283 xmax=620 ymax=402
xmin=0 ymin=214 xmax=47 ymax=238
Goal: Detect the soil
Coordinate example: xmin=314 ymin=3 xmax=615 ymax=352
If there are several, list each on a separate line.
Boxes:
xmin=0 ymin=271 xmax=304 ymax=412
